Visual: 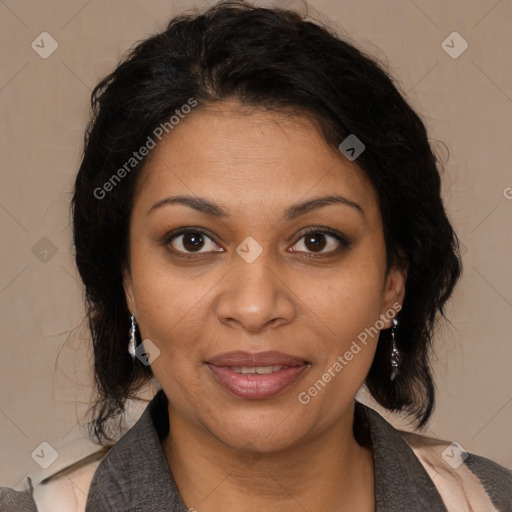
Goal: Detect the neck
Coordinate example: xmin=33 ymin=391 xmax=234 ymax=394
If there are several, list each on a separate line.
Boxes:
xmin=161 ymin=402 xmax=375 ymax=512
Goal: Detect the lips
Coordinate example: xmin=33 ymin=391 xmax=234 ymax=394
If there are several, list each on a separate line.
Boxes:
xmin=206 ymin=350 xmax=308 ymax=367
xmin=205 ymin=351 xmax=309 ymax=399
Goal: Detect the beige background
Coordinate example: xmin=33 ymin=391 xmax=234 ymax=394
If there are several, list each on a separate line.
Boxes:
xmin=1 ymin=0 xmax=511 ymax=489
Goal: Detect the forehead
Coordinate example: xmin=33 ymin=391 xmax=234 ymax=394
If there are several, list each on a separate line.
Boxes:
xmin=133 ymin=103 xmax=380 ymax=221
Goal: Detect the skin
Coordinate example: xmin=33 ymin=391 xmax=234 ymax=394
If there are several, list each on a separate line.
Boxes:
xmin=123 ymin=101 xmax=407 ymax=512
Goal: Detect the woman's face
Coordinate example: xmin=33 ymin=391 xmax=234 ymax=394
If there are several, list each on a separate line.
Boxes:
xmin=123 ymin=101 xmax=406 ymax=452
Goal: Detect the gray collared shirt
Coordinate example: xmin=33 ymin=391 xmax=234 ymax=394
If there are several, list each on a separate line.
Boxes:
xmin=2 ymin=389 xmax=511 ymax=511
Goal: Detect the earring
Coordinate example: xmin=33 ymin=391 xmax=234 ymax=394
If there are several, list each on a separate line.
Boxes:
xmin=390 ymin=317 xmax=401 ymax=381
xmin=128 ymin=314 xmax=137 ymax=358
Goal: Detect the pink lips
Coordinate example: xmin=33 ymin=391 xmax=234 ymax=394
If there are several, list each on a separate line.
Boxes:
xmin=205 ymin=351 xmax=309 ymax=399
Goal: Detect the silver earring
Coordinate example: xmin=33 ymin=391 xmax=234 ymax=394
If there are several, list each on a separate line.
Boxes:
xmin=128 ymin=314 xmax=137 ymax=358
xmin=390 ymin=318 xmax=401 ymax=381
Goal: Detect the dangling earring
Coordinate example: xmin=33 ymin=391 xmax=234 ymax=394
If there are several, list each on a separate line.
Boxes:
xmin=128 ymin=313 xmax=137 ymax=358
xmin=390 ymin=317 xmax=401 ymax=381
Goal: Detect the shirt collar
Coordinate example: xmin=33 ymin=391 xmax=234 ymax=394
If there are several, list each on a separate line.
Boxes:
xmin=86 ymin=389 xmax=448 ymax=511
xmin=357 ymin=403 xmax=448 ymax=511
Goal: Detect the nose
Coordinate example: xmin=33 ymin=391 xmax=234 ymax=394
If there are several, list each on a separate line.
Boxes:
xmin=215 ymin=249 xmax=296 ymax=333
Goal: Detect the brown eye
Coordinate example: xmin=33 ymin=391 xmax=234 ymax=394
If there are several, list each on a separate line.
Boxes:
xmin=290 ymin=229 xmax=348 ymax=254
xmin=168 ymin=230 xmax=222 ymax=254
xmin=182 ymin=232 xmax=205 ymax=251
xmin=303 ymin=232 xmax=327 ymax=252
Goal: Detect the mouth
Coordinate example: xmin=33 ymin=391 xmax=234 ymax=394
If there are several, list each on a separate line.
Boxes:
xmin=227 ymin=365 xmax=290 ymax=374
xmin=205 ymin=351 xmax=310 ymax=399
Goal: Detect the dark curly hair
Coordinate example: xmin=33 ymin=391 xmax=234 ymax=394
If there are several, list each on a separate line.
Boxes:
xmin=71 ymin=0 xmax=462 ymax=445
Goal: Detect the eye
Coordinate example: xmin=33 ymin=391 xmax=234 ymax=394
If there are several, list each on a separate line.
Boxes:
xmin=289 ymin=228 xmax=348 ymax=254
xmin=168 ymin=230 xmax=223 ymax=255
xmin=165 ymin=227 xmax=349 ymax=258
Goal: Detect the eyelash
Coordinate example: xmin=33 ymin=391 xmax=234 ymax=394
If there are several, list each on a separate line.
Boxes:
xmin=163 ymin=227 xmax=350 ymax=259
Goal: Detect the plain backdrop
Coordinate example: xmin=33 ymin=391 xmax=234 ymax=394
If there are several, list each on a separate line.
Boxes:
xmin=1 ymin=0 xmax=511 ymax=488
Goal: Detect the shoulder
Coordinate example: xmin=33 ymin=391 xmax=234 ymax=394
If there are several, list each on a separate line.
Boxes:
xmin=400 ymin=430 xmax=512 ymax=512
xmin=0 ymin=393 xmax=154 ymax=512
xmin=33 ymin=447 xmax=111 ymax=512
xmin=0 ymin=447 xmax=110 ymax=512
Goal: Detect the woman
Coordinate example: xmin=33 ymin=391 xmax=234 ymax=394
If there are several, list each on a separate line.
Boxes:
xmin=2 ymin=1 xmax=510 ymax=510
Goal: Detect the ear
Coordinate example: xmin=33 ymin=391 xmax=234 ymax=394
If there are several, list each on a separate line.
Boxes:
xmin=380 ymin=263 xmax=407 ymax=328
xmin=122 ymin=266 xmax=136 ymax=315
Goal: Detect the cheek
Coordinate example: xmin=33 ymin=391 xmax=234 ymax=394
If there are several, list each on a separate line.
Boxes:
xmin=305 ymin=259 xmax=385 ymax=335
xmin=135 ymin=281 xmax=204 ymax=356
xmin=127 ymin=245 xmax=204 ymax=355
xmin=297 ymin=259 xmax=386 ymax=396
xmin=298 ymin=265 xmax=384 ymax=409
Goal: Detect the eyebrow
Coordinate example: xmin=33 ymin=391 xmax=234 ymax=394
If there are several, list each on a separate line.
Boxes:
xmin=147 ymin=194 xmax=364 ymax=220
